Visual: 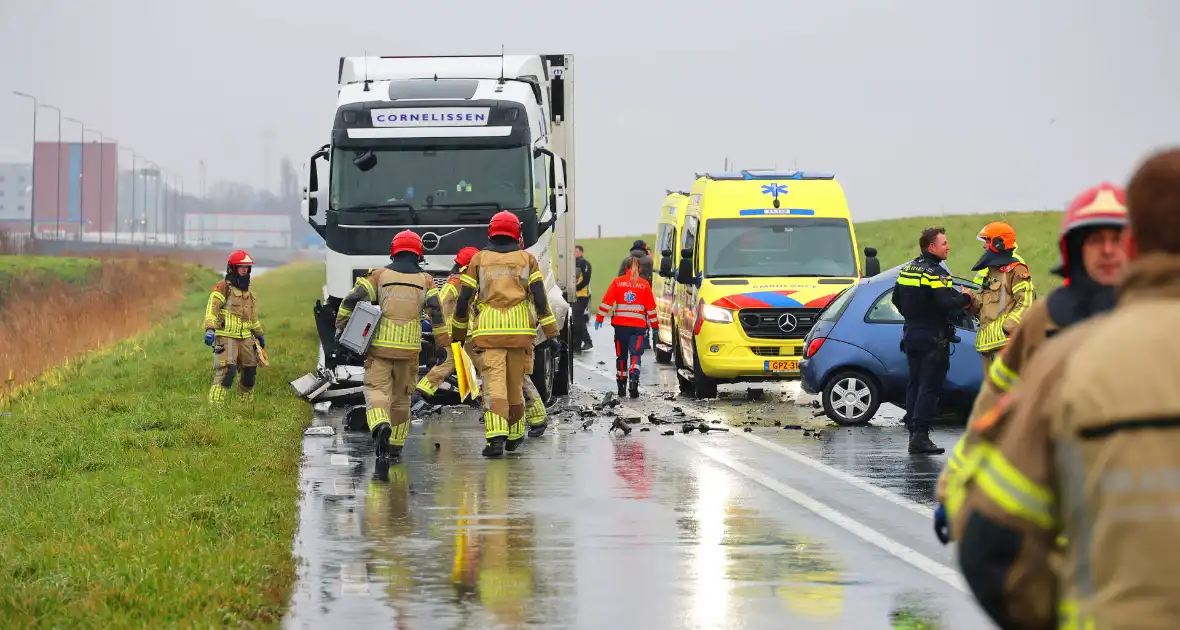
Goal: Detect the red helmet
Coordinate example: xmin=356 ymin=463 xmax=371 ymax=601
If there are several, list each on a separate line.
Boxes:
xmin=227 ymin=250 xmax=253 ymax=267
xmin=1055 ymin=182 xmax=1128 ymax=277
xmin=488 ymin=211 xmax=522 ymax=240
xmin=390 ymin=230 xmax=423 ymax=257
xmin=455 ymin=246 xmax=480 ymax=267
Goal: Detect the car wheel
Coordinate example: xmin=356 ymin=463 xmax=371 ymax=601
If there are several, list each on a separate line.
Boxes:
xmin=691 ymin=343 xmax=719 ymax=399
xmin=531 ymin=343 xmax=555 ymax=405
xmin=821 ymin=370 xmax=881 ymax=426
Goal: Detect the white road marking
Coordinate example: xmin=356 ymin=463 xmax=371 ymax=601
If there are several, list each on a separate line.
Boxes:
xmin=330 ymin=454 xmax=351 ymax=466
xmin=341 ymin=563 xmax=370 ymax=595
xmin=676 ymin=435 xmax=967 ymax=592
xmin=573 ymin=358 xmax=933 ymax=517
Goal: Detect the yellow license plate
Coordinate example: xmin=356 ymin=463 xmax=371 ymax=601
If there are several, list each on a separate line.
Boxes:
xmin=764 ymin=360 xmax=799 ymax=372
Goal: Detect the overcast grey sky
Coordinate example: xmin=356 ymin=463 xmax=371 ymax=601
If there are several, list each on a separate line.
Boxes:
xmin=2 ymin=0 xmax=1177 ymax=236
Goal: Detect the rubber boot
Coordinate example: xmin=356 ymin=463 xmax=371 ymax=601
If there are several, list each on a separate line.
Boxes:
xmin=387 ymin=445 xmax=403 ymax=461
xmin=482 ymin=436 xmax=507 ymax=458
xmin=527 ymin=421 xmax=548 ymax=438
xmin=617 ymin=379 xmax=626 ymax=397
xmin=373 ymin=423 xmax=392 ymax=459
xmin=628 ymin=372 xmax=640 ymax=399
xmin=908 ymin=430 xmax=945 ymax=455
xmin=505 ymin=436 xmax=524 ymax=452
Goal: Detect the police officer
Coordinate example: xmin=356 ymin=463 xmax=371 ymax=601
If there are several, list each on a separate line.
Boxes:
xmin=892 ymin=227 xmax=972 ymax=455
xmin=933 ymin=183 xmax=1129 ymax=544
xmin=573 ymin=245 xmax=593 ymax=351
xmin=968 ymin=222 xmax=1035 ymax=372
xmin=336 ymin=230 xmax=447 ymax=461
xmin=412 ymin=246 xmax=480 ymax=413
xmin=952 ymin=148 xmax=1180 ymax=630
xmin=451 ymin=211 xmax=560 ymax=458
xmin=203 ymin=250 xmax=265 ymax=404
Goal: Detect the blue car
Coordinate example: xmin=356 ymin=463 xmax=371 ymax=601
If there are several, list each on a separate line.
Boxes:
xmin=799 ymin=263 xmax=984 ymax=426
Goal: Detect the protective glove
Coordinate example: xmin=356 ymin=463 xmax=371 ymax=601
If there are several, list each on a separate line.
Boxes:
xmin=204 ymin=329 xmax=215 ymax=346
xmin=256 ymin=335 xmax=266 ymax=349
xmin=594 ymin=320 xmax=602 ymax=331
xmin=934 ymin=503 xmax=950 ymax=545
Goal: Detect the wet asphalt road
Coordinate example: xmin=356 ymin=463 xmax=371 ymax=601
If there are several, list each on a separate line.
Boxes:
xmin=284 ymin=326 xmax=983 ymax=629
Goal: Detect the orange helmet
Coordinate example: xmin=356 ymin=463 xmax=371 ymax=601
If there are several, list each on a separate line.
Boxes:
xmin=976 ymin=222 xmax=1017 ymax=253
xmin=488 ymin=211 xmax=522 ymax=240
xmin=1054 ymin=182 xmax=1128 ymax=278
xmin=455 ymin=246 xmax=480 ymax=267
xmin=390 ymin=230 xmax=423 ymax=257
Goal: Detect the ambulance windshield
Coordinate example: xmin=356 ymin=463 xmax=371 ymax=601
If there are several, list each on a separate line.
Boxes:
xmin=330 ymin=146 xmax=533 ymax=211
xmin=704 ymin=218 xmax=858 ymax=278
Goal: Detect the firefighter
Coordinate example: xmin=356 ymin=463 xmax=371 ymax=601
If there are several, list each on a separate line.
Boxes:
xmin=335 ymin=230 xmax=448 ymax=461
xmin=892 ymin=227 xmax=973 ymax=455
xmin=451 ymin=211 xmax=559 ymax=458
xmin=952 ymin=147 xmax=1180 ymax=629
xmin=967 ymin=222 xmax=1035 ymax=372
xmin=573 ymin=245 xmax=593 ymax=351
xmin=595 ymin=255 xmax=658 ymax=398
xmin=933 ymin=182 xmax=1128 ymax=545
xmin=203 ymin=249 xmax=265 ymax=404
xmin=411 ymin=246 xmax=481 ymax=413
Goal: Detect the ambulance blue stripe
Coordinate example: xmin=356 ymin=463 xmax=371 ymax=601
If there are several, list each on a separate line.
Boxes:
xmin=738 ymin=208 xmax=816 ymax=216
xmin=741 ymin=291 xmax=804 ymax=307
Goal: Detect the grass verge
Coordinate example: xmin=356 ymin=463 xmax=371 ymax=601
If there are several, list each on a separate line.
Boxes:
xmin=0 ymin=261 xmax=324 ymax=627
xmin=578 ymin=210 xmax=1066 ymax=297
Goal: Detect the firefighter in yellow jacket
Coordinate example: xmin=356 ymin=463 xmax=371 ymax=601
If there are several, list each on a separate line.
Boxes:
xmin=952 ymin=147 xmax=1180 ymax=630
xmin=336 ymin=230 xmax=448 ymax=461
xmin=203 ymin=249 xmax=264 ymax=404
xmin=967 ymin=222 xmax=1035 ymax=372
xmin=451 ymin=211 xmax=559 ymax=458
xmin=933 ymin=182 xmax=1129 ymax=545
xmin=412 ymin=246 xmax=481 ymax=413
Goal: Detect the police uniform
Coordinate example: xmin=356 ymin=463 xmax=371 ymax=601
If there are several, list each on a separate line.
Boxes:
xmin=451 ymin=211 xmax=559 ymax=458
xmin=935 ymin=183 xmax=1129 ymax=545
xmin=203 ymin=250 xmax=264 ymax=404
xmin=952 ymin=252 xmax=1180 ymax=630
xmin=892 ymin=251 xmax=971 ymax=454
xmin=337 ymin=231 xmax=448 ymax=460
xmin=573 ymin=255 xmax=592 ymax=350
xmin=968 ymin=224 xmax=1036 ymax=372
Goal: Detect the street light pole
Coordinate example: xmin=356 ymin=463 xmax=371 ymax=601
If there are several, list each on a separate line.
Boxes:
xmin=64 ymin=117 xmax=85 ymax=241
xmin=80 ymin=127 xmax=105 ymax=244
xmin=11 ymin=92 xmax=38 ymax=240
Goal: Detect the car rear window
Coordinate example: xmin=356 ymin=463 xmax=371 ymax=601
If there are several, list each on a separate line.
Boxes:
xmin=818 ymin=285 xmax=858 ymax=322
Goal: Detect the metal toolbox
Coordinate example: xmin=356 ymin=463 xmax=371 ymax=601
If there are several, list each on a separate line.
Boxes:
xmin=338 ymin=301 xmax=382 ymax=355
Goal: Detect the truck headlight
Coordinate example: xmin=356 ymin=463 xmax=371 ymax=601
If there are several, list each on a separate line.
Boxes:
xmin=701 ymin=304 xmax=734 ymax=324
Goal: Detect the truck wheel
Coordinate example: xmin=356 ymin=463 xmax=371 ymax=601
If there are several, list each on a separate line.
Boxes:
xmin=531 ymin=343 xmax=556 ymax=405
xmin=552 ymin=315 xmax=573 ymax=397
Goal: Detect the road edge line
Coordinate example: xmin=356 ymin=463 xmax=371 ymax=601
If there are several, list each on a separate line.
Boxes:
xmin=675 ymin=435 xmax=966 ymax=593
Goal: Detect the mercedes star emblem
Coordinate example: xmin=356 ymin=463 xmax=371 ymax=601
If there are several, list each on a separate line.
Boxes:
xmin=421 ymin=232 xmax=441 ymax=251
xmin=776 ymin=313 xmax=799 ymax=333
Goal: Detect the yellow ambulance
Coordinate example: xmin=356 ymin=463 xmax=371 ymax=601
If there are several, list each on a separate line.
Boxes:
xmin=652 ymin=189 xmax=690 ymax=363
xmin=672 ymin=170 xmax=862 ymax=398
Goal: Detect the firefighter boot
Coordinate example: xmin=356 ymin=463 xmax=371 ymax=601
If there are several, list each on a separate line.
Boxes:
xmin=526 ymin=397 xmax=548 ymax=438
xmin=616 ymin=378 xmax=627 ymax=397
xmin=482 ymin=436 xmax=507 ymax=458
xmin=373 ymin=423 xmax=392 ymax=459
xmin=628 ymin=372 xmax=640 ymax=399
xmin=908 ymin=430 xmax=946 ymax=455
xmin=506 ymin=405 xmax=526 ymax=452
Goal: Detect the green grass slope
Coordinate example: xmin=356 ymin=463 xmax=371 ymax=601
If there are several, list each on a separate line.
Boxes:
xmin=576 ymin=210 xmax=1065 ymax=301
xmin=0 ymin=262 xmax=324 ymax=627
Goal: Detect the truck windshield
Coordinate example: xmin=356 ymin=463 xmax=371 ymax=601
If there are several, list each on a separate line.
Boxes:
xmin=703 ymin=217 xmax=858 ymax=278
xmin=329 ymin=146 xmax=532 ymax=210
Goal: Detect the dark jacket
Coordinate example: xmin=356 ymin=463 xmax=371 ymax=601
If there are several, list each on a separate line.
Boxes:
xmin=575 ymin=257 xmax=592 ymax=298
xmin=892 ymin=252 xmax=971 ymax=332
xmin=618 ymin=248 xmax=654 ymax=285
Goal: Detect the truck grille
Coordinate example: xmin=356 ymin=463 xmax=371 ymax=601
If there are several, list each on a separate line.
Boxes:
xmin=738 ymin=308 xmax=822 ymax=340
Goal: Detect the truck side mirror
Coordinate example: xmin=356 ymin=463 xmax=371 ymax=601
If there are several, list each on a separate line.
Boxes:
xmin=676 ymin=248 xmax=694 ymax=284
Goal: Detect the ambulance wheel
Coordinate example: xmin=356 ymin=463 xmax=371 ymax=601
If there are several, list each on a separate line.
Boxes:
xmin=691 ymin=344 xmax=719 ymax=399
xmin=552 ymin=317 xmax=572 ymax=397
xmin=674 ymin=329 xmax=693 ymax=395
xmin=531 ymin=342 xmax=556 ymax=405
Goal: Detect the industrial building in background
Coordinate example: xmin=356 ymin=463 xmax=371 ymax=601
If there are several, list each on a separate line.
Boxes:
xmin=31 ymin=141 xmax=119 ymax=238
xmin=0 ymin=162 xmax=33 ymax=233
xmin=184 ymin=212 xmax=292 ymax=248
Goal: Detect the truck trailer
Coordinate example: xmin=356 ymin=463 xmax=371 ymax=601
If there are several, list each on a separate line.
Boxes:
xmin=295 ymin=53 xmax=577 ymax=407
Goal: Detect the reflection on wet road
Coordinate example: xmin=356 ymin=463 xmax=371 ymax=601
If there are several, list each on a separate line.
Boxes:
xmin=284 ymin=326 xmax=989 ymax=629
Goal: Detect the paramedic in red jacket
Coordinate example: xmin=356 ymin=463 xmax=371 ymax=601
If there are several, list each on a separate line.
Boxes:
xmin=596 ymin=256 xmax=659 ymax=398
